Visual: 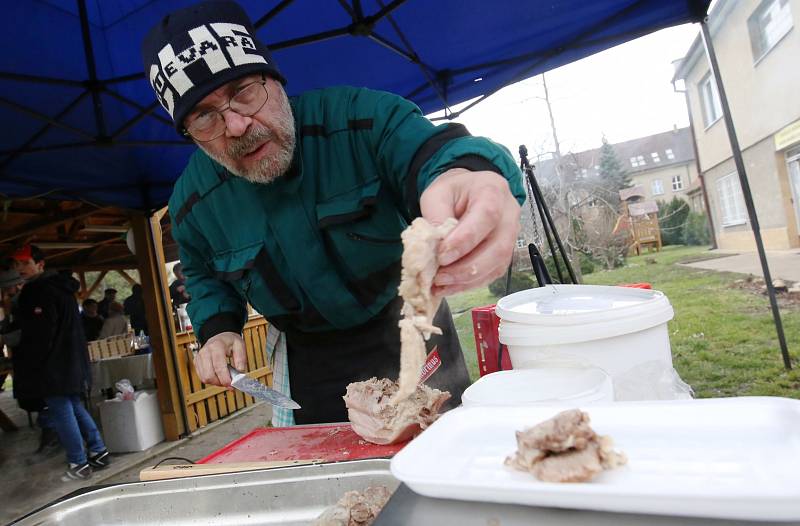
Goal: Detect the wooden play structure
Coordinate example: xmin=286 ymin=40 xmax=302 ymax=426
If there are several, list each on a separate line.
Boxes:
xmin=614 ymin=186 xmax=663 ymax=256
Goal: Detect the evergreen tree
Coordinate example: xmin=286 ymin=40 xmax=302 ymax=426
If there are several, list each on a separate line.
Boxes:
xmin=597 ymin=137 xmax=631 ymax=204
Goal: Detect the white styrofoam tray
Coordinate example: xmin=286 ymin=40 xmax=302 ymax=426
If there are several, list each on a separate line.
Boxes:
xmin=390 ymin=397 xmax=800 ymax=521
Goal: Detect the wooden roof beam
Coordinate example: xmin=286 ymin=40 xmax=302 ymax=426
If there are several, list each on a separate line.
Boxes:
xmin=0 ymin=206 xmax=108 ymax=244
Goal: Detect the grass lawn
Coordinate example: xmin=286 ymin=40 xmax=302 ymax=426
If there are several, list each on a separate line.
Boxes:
xmin=450 ymin=245 xmax=800 ymax=398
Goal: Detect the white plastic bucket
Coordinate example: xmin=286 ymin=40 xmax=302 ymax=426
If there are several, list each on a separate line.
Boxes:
xmin=496 ymin=285 xmax=683 ymax=400
xmin=461 ymin=368 xmax=614 ymax=407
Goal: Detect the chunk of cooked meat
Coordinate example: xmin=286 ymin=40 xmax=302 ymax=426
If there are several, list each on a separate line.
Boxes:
xmin=506 ymin=409 xmax=627 ymax=483
xmin=394 ymin=217 xmax=458 ymax=402
xmin=344 ymin=377 xmax=450 ymax=445
xmin=312 ymin=485 xmax=393 ymax=526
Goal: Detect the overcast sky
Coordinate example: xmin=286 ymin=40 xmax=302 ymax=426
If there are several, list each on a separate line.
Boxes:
xmin=427 ymin=22 xmax=702 ymax=160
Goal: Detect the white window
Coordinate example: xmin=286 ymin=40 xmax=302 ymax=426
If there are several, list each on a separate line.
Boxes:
xmin=580 ymin=168 xmax=588 ymax=178
xmin=652 ymin=179 xmax=664 ymax=196
xmin=651 ymin=152 xmax=661 ymax=163
xmin=672 ymin=175 xmax=684 ymax=191
xmin=516 ymin=238 xmax=526 ymax=249
xmin=700 ymin=73 xmax=723 ymax=127
xmin=748 ymin=0 xmax=793 ymax=62
xmin=665 ymin=148 xmax=675 ymax=160
xmin=717 ymin=173 xmax=748 ymax=226
xmin=630 ymin=155 xmax=646 ymax=168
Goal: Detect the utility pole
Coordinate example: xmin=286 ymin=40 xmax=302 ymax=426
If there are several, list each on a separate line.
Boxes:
xmin=540 ymin=73 xmax=581 ymax=282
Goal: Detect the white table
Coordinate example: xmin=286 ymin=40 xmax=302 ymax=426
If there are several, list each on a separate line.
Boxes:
xmin=90 ymin=354 xmax=155 ymax=394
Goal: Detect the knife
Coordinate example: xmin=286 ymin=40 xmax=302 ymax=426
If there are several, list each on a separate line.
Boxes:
xmin=228 ymin=366 xmax=301 ymax=409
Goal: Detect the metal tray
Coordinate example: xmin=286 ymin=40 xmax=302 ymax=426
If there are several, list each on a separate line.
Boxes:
xmin=11 ymin=459 xmax=397 ymax=525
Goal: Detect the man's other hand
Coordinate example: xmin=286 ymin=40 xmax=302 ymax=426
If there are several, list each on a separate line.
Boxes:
xmin=420 ymin=168 xmax=521 ymax=297
xmin=193 ymin=331 xmax=247 ymax=387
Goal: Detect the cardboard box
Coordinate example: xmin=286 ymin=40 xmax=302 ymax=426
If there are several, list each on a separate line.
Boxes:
xmin=99 ymin=390 xmax=165 ymax=452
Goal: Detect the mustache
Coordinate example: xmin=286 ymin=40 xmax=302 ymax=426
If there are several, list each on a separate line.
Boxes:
xmin=226 ymin=125 xmax=275 ymax=159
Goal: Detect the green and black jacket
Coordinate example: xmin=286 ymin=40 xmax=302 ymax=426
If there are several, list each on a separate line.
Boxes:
xmin=168 ymin=86 xmax=525 ymax=344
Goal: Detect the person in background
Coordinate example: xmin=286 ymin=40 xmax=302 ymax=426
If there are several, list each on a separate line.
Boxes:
xmin=1 ymin=264 xmax=60 ymax=453
xmin=97 ymin=288 xmax=117 ymax=319
xmin=169 ymin=262 xmax=191 ymax=310
xmin=11 ymin=244 xmax=109 ymax=480
xmin=0 ymin=268 xmax=25 ymax=391
xmin=80 ymin=299 xmax=104 ymax=342
xmin=97 ymin=301 xmax=128 ymax=339
xmin=123 ymin=284 xmax=148 ymax=336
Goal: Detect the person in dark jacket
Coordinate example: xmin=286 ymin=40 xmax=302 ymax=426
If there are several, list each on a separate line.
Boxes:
xmin=2 ymin=265 xmax=61 ymax=453
xmin=168 ymin=263 xmax=191 ymax=310
xmin=123 ymin=284 xmax=148 ymax=336
xmin=96 ymin=288 xmax=117 ymax=319
xmin=80 ymin=298 xmax=104 ymax=342
xmin=12 ymin=245 xmax=110 ymax=481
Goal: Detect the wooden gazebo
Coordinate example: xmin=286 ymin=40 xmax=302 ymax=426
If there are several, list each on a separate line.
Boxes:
xmin=1 ymin=201 xmax=272 ymax=440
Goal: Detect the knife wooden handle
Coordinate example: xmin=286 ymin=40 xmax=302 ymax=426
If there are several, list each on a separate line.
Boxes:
xmin=139 ymin=459 xmax=323 ymax=481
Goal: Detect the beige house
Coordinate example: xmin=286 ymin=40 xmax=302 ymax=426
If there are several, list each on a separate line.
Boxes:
xmin=608 ymin=128 xmax=699 ymax=208
xmin=536 ymin=127 xmax=699 ymax=208
xmin=674 ymin=0 xmax=800 ymax=250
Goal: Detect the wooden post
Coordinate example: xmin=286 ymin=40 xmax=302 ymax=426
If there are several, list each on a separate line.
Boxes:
xmin=85 ymin=270 xmax=108 ymax=298
xmin=130 ymin=213 xmax=187 ymax=440
xmin=115 ymin=269 xmax=138 ymax=286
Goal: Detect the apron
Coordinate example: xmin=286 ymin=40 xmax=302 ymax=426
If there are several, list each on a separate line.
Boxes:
xmin=286 ymin=298 xmax=469 ymax=424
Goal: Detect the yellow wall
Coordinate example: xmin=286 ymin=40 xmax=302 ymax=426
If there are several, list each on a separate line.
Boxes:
xmin=717 ymin=226 xmax=795 ymax=250
xmin=629 ymin=162 xmax=698 ymax=202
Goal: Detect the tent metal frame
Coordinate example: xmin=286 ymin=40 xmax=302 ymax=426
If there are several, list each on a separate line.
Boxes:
xmin=0 ymin=0 xmax=709 ymax=162
xmin=700 ymin=20 xmax=791 ymax=370
xmin=0 ymin=2 xmax=788 ymax=364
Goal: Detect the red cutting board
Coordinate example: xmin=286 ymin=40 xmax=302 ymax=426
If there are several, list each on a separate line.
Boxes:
xmin=198 ymin=423 xmax=407 ymax=464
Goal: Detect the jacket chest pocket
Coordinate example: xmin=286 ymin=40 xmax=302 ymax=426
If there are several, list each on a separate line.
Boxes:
xmin=207 ymin=243 xmax=262 ymax=302
xmin=207 ymin=242 xmax=301 ymax=319
xmin=316 ymin=178 xmax=406 ymax=280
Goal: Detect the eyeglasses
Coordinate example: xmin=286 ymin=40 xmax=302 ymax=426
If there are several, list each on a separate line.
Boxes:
xmin=183 ymin=78 xmax=269 ymax=142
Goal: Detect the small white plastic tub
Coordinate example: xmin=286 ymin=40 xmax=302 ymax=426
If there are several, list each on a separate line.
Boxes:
xmin=496 ymin=285 xmax=678 ymax=399
xmin=461 ymin=368 xmax=613 ymax=407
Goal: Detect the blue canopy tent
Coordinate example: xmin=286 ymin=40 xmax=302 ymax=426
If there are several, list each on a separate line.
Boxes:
xmin=0 ymin=1 xmax=792 ymax=369
xmin=3 ymin=0 xmax=794 ymax=434
xmin=0 ymin=0 xmax=711 ymax=211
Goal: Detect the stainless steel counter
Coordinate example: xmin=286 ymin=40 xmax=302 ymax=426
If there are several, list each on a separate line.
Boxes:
xmin=375 ymin=484 xmax=800 ymax=526
xmin=11 ymin=459 xmax=397 ymax=525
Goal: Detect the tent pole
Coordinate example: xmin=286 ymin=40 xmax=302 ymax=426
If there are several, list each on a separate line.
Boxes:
xmin=700 ymin=20 xmax=791 ymax=370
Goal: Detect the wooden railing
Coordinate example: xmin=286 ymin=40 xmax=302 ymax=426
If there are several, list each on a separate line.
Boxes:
xmin=174 ymin=316 xmax=272 ymax=432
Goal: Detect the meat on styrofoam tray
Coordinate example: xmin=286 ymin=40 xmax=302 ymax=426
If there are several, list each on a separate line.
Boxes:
xmin=505 ymin=409 xmax=627 ymax=482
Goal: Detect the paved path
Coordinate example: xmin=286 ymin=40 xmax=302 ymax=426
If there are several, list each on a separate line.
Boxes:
xmin=682 ymin=249 xmax=800 ymax=282
xmin=0 ymin=387 xmax=272 ymax=524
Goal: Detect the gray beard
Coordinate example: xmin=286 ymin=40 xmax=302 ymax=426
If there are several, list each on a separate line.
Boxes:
xmin=201 ymin=95 xmax=296 ymax=185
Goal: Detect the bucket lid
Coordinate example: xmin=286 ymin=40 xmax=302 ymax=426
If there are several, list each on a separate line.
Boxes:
xmin=495 ymin=285 xmax=672 ymax=327
xmin=461 ymin=368 xmax=614 ymax=407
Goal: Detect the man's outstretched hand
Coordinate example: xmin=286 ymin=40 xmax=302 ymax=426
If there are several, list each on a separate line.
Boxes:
xmin=420 ymin=168 xmax=521 ymax=297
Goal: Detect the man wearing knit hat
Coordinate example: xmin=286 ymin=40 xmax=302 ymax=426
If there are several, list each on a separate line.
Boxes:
xmin=143 ymin=1 xmax=525 ymax=426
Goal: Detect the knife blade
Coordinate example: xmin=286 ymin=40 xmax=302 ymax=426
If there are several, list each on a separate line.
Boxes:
xmin=228 ymin=366 xmax=301 ymax=409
